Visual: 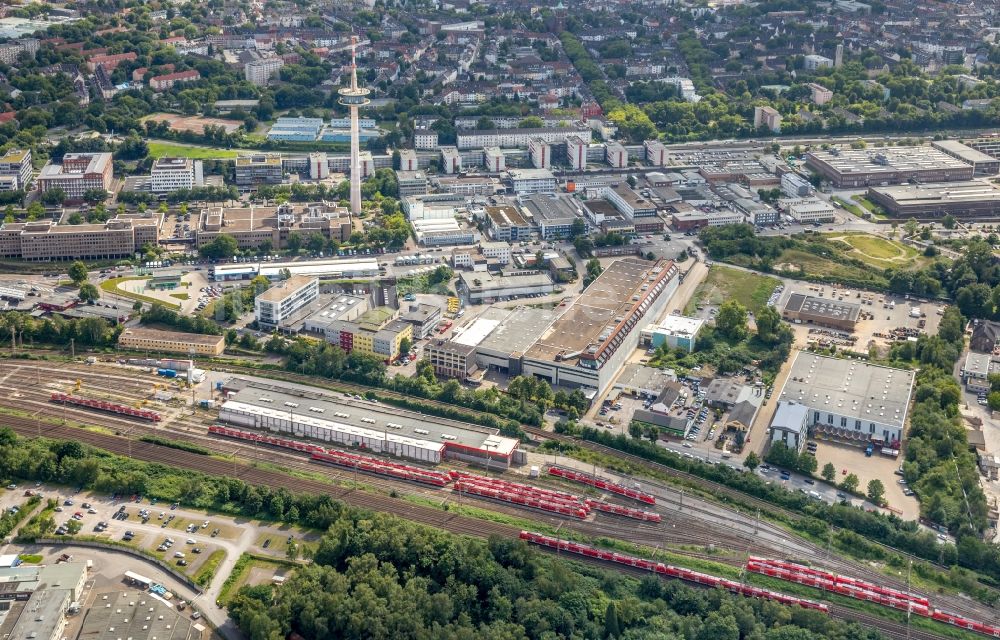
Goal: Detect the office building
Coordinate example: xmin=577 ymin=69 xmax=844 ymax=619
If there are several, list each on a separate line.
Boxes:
xmin=522 ymin=259 xmax=679 ymax=394
xmin=566 ymin=135 xmax=587 ymax=170
xmin=244 ymin=57 xmax=284 ymax=85
xmin=641 ymin=315 xmax=704 ymax=352
xmin=776 ymin=352 xmax=915 ymax=446
xmin=149 ymin=157 xmax=204 ymax=193
xmin=399 ymin=303 xmax=442 ymax=339
xmin=118 ymin=327 xmax=226 ymax=356
xmin=235 ymin=153 xmax=284 ymax=187
xmin=459 ymin=271 xmax=554 ymax=303
xmin=483 ymin=146 xmax=505 ymax=172
xmin=961 ymin=351 xmax=995 ymax=394
xmin=457 ymin=127 xmax=591 ymax=150
xmin=528 ymin=138 xmax=550 ymax=169
xmin=804 ymin=146 xmax=973 ymax=188
xmin=485 ymin=204 xmax=533 ymax=241
xmin=784 ymin=198 xmax=835 ymax=223
xmin=866 ymin=182 xmax=1000 ymax=218
xmin=645 ymin=139 xmax=667 ymax=166
xmin=604 ymin=183 xmax=656 ymax=218
xmin=196 ymin=202 xmax=352 ymax=251
xmin=769 ymin=401 xmax=810 ymax=451
xmin=398 ymin=149 xmax=419 ymax=171
xmin=780 ymin=172 xmax=813 ymax=198
xmin=520 ymin=193 xmax=581 ymax=239
xmin=396 ymin=170 xmax=428 ymax=197
xmin=441 ymin=146 xmax=462 ymax=174
xmin=254 ymin=275 xmax=320 ymax=330
xmin=425 ymin=340 xmax=478 ymax=379
xmin=605 ymin=141 xmax=627 ymax=169
xmin=0 ymin=215 xmax=157 ymax=261
xmin=37 ymin=152 xmax=113 ymax=199
xmin=507 ymin=168 xmax=557 ymax=195
xmin=0 ymin=563 xmax=86 ymax=640
xmin=435 ymin=176 xmax=501 ymax=196
xmin=0 ymin=148 xmax=32 ymax=189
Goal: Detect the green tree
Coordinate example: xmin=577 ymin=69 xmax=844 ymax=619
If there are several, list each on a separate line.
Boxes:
xmin=518 ymin=116 xmax=544 ymax=128
xmin=797 ymin=452 xmax=818 ymax=475
xmin=398 ymin=337 xmax=412 ymax=357
xmin=132 ymin=300 xmax=143 ymax=313
xmin=68 ymin=261 xmax=88 ymax=285
xmin=286 ymin=234 xmax=303 ymax=254
xmin=821 ymin=462 xmax=836 ymax=482
xmin=570 ymin=217 xmax=586 ymax=238
xmin=584 ymin=258 xmax=603 ymax=286
xmin=41 ymin=188 xmax=66 ymax=206
xmin=841 ymin=473 xmax=859 ymax=493
xmin=199 ymin=234 xmax=239 ymax=259
xmin=867 ymin=479 xmax=886 ymax=505
xmin=988 ymin=391 xmax=1000 ymax=411
xmin=603 ymin=602 xmax=620 ymax=639
xmin=743 ymin=451 xmax=760 ymax=471
xmin=78 ymin=283 xmax=99 ymax=303
xmin=715 ymin=300 xmax=749 ymax=341
xmin=754 ymin=305 xmax=782 ymax=344
xmin=942 ymin=214 xmax=957 ymax=230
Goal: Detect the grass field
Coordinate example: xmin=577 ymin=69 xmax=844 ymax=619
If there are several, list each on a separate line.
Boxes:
xmin=831 ymin=196 xmax=864 ymax=217
xmin=147 ymin=142 xmax=240 ymax=160
xmin=100 ymin=276 xmax=180 ymax=309
xmin=826 ymin=233 xmax=925 ymax=269
xmin=168 ymin=292 xmax=190 ymax=301
xmin=194 ymin=549 xmax=226 ymax=586
xmin=688 ymin=265 xmax=780 ymax=315
xmin=774 ymin=248 xmax=888 ymax=285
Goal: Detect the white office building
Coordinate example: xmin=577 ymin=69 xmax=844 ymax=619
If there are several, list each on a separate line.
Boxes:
xmin=149 ymin=157 xmax=204 ymax=193
xmin=254 ymin=275 xmax=319 ymax=329
xmin=507 ymin=168 xmax=557 ymax=195
xmin=244 ymin=58 xmax=285 ymax=85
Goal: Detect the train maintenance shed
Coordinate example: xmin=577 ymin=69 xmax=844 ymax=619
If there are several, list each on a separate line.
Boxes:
xmin=218 ymin=377 xmax=521 ymax=466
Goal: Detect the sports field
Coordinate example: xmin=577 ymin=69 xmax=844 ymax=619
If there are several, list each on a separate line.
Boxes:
xmin=147 ymin=142 xmax=241 ymax=160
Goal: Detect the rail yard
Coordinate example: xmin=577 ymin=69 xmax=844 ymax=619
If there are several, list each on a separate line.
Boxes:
xmin=0 ymin=357 xmax=993 ymax=639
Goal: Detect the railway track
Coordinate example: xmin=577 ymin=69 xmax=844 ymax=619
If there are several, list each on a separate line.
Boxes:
xmin=0 ymin=359 xmax=991 ymax=634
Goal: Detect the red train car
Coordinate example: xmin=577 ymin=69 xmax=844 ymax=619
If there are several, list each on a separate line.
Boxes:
xmin=311 ymin=450 xmax=452 ymax=487
xmin=50 ymin=392 xmax=162 ymax=422
xmin=458 ymin=484 xmax=588 ymax=519
xmin=587 ymin=500 xmax=661 ymax=523
xmin=548 ymin=466 xmax=656 ymax=505
xmin=932 ymin=610 xmax=1000 ymax=637
xmin=520 ymin=531 xmax=828 ymax=613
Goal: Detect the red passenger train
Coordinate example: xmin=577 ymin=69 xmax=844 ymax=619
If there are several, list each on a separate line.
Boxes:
xmin=586 ymin=500 xmax=662 ymax=523
xmin=520 ymin=531 xmax=828 ymax=612
xmin=50 ymin=392 xmax=161 ymax=422
xmin=548 ymin=466 xmax=656 ymax=505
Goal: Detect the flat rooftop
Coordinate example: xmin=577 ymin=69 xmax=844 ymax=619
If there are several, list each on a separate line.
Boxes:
xmin=932 ymin=140 xmax=997 ymax=164
xmin=477 ymin=306 xmax=557 ymax=356
xmin=806 ymin=146 xmax=970 ymax=175
xmin=778 ymin=352 xmax=915 ymax=429
xmin=119 ymin=327 xmax=223 ymax=347
xmin=256 ymin=275 xmax=316 ymax=303
xmin=459 ymin=271 xmax=553 ymax=293
xmin=77 ymin=590 xmax=200 ymax=640
xmin=526 ymin=258 xmax=671 ymax=363
xmin=784 ymin=293 xmax=861 ymax=323
xmin=868 ymin=181 xmax=1000 ymax=205
xmin=650 ymin=314 xmax=704 ymax=337
xmin=485 ymin=204 xmax=530 ymax=227
xmin=222 ymin=377 xmax=519 ymax=456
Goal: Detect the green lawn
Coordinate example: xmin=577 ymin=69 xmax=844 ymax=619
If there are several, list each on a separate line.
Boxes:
xmin=100 ymin=276 xmax=180 ymax=309
xmin=831 ymin=196 xmax=864 ymax=217
xmin=689 ymin=265 xmax=780 ymax=315
xmin=147 ymin=142 xmax=240 ymax=160
xmin=825 ymin=233 xmax=925 ymax=269
xmin=774 ymin=248 xmax=888 ymax=285
xmin=168 ymin=292 xmax=190 ymax=301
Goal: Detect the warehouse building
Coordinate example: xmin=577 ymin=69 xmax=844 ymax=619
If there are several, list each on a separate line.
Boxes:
xmin=782 ymin=293 xmax=861 ymax=331
xmin=118 ymin=327 xmax=226 ymax=356
xmin=459 ymin=271 xmax=554 ymax=303
xmin=519 ymin=193 xmax=582 ymax=239
xmin=805 ymin=146 xmax=973 ymax=188
xmin=775 ymin=352 xmax=915 ymax=446
xmin=522 ymin=259 xmax=679 ymax=394
xmin=219 ymin=377 xmax=522 ymax=466
xmin=931 ymin=140 xmax=1000 ymax=175
xmin=866 ymin=181 xmax=1000 ymax=218
xmin=485 ymin=204 xmax=533 ymax=241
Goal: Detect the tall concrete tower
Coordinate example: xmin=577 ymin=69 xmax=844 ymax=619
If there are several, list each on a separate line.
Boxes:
xmin=835 ymin=43 xmax=844 ymax=68
xmin=338 ymin=37 xmax=370 ymax=216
